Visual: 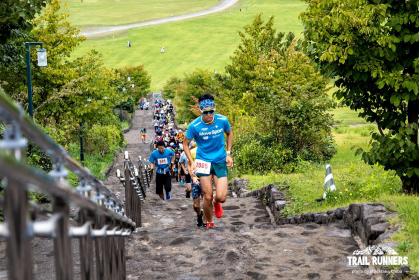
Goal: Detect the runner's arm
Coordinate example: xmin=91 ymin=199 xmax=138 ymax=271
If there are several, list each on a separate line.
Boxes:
xmin=170 ymin=154 xmax=175 ymax=170
xmin=226 ymin=130 xmax=233 ymax=154
xmin=225 ymin=130 xmax=233 ymax=167
xmin=182 ymin=137 xmax=193 ymax=164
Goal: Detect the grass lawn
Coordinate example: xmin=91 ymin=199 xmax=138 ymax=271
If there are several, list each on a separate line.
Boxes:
xmin=62 ymin=0 xmax=218 ymax=27
xmin=332 ymin=105 xmax=368 ymax=127
xmin=73 ymin=0 xmax=306 ymax=90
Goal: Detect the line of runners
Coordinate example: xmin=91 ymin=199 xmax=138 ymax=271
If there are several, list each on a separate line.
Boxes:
xmin=147 ymin=93 xmax=233 ymax=229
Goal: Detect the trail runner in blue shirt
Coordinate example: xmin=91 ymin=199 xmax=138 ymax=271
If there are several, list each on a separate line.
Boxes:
xmin=183 ymin=93 xmax=233 ymax=229
xmin=148 ymin=141 xmax=175 ymax=200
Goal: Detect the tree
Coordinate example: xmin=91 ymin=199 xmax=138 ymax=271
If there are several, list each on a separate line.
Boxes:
xmin=162 ymin=77 xmax=181 ymax=100
xmin=163 ymin=15 xmax=335 ymax=169
xmin=255 ymin=45 xmax=336 ymax=161
xmin=34 ymin=50 xmax=121 ymax=144
xmin=301 ymin=0 xmax=419 ymax=193
xmin=115 ymin=65 xmax=151 ymax=114
xmin=0 ymin=0 xmax=47 ymax=44
xmin=225 ymin=15 xmax=335 ymax=161
xmin=164 ymin=69 xmax=220 ymax=124
xmin=0 ymin=0 xmax=49 ymax=99
xmin=30 ymin=0 xmax=85 ymax=111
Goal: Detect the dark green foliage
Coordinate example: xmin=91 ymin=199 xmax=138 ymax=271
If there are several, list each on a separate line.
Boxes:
xmin=30 ymin=0 xmax=85 ymax=109
xmin=26 ymin=145 xmax=52 ymax=172
xmin=226 ymin=15 xmax=335 ymax=163
xmin=233 ymin=133 xmax=294 ymax=174
xmin=115 ymin=65 xmax=151 ymax=102
xmin=33 ymin=50 xmax=122 ymax=145
xmin=301 ymin=0 xmax=419 ymax=193
xmin=117 ymin=98 xmax=135 ymax=114
xmin=162 ymin=77 xmax=181 ymax=100
xmin=166 ymin=69 xmax=221 ymax=124
xmin=85 ymin=124 xmax=123 ymax=156
xmin=226 ymin=15 xmax=295 ymax=99
xmin=115 ymin=65 xmax=151 ymax=120
xmin=0 ymin=0 xmax=47 ymax=44
xmin=164 ymin=15 xmax=335 ymax=174
xmin=0 ymin=0 xmax=49 ymax=102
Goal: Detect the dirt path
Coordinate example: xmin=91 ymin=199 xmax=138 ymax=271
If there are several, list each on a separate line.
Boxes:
xmin=81 ymin=0 xmax=239 ymax=38
xmin=106 ymin=97 xmax=370 ymax=280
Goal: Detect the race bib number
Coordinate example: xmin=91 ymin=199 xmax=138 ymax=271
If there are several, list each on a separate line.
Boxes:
xmin=195 ymin=159 xmax=211 ymax=175
xmin=157 ymin=158 xmax=168 ymax=165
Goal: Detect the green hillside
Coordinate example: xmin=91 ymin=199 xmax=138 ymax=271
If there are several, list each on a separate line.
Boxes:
xmin=62 ymin=0 xmax=218 ymax=27
xmin=73 ymin=0 xmax=306 ymax=90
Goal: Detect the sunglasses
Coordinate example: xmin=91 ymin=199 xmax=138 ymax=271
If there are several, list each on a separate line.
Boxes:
xmin=202 ymin=110 xmax=215 ymax=115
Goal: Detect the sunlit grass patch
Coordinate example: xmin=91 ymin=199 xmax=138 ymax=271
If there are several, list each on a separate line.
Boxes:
xmin=63 ymin=0 xmax=219 ymax=27
xmin=73 ymin=0 xmax=307 ymax=90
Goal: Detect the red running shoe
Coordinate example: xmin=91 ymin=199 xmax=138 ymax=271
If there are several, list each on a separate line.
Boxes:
xmin=214 ymin=201 xmax=223 ymax=219
xmin=205 ymin=221 xmax=215 ymax=229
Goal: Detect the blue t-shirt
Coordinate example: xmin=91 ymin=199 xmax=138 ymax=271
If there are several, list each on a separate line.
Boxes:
xmin=186 ymin=114 xmax=231 ymax=164
xmin=148 ymin=148 xmax=174 ymax=174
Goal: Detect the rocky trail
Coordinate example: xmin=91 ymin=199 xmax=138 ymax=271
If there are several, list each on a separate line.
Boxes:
xmin=0 ymin=98 xmax=369 ymax=280
xmin=105 ymin=101 xmax=369 ymax=280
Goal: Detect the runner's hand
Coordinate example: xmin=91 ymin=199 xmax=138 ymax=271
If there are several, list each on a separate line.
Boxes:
xmin=226 ymin=155 xmax=233 ymax=168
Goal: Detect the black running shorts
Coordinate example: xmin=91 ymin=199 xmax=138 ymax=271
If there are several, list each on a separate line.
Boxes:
xmin=155 ymin=173 xmax=171 ymax=194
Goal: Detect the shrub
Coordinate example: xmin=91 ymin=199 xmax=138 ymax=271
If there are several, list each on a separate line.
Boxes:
xmin=85 ymin=124 xmax=122 ymax=156
xmin=117 ymin=97 xmax=135 ymax=113
xmin=234 ymin=133 xmax=294 ymax=174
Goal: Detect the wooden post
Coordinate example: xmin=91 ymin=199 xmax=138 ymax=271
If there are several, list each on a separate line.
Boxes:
xmin=79 ymin=209 xmax=94 ymax=280
xmin=4 ymin=178 xmax=33 ymax=280
xmin=124 ymin=168 xmax=131 ymax=220
xmin=95 ymin=215 xmax=106 ymax=279
xmin=53 ymin=197 xmax=73 ymax=280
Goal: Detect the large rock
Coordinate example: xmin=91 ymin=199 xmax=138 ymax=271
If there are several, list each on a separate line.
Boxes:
xmin=274 ymin=200 xmax=286 ymax=211
xmin=367 ymin=222 xmax=390 ymax=245
xmin=270 ymin=186 xmax=285 ymax=202
xmin=302 ymin=213 xmax=314 ymax=223
xmin=230 ymin=178 xmax=251 ymax=197
xmin=334 ymin=208 xmax=346 ymax=220
xmin=346 ymin=203 xmax=363 ymax=223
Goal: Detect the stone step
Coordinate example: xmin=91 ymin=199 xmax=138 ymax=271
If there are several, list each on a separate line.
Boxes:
xmin=110 ymin=105 xmax=370 ymax=280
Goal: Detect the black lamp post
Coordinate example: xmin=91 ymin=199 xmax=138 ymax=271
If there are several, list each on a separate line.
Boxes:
xmin=79 ymin=121 xmax=84 ymax=164
xmin=25 ymin=42 xmax=47 ymax=118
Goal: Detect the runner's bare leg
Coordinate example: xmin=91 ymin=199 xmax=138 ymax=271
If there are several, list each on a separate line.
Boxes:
xmin=200 ymin=175 xmax=213 ymax=223
xmin=213 ymin=176 xmax=228 ymax=203
xmin=193 ymin=197 xmax=201 ymax=214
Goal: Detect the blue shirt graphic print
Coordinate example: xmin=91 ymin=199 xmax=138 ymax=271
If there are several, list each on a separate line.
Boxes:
xmin=148 ymin=148 xmax=174 ymax=174
xmin=186 ymin=114 xmax=231 ymax=164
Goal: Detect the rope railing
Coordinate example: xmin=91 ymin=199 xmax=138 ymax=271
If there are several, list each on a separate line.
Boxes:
xmin=116 ymin=151 xmax=151 ymax=227
xmin=138 ymin=155 xmax=152 ymax=191
xmin=0 ymin=91 xmax=135 ymax=280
